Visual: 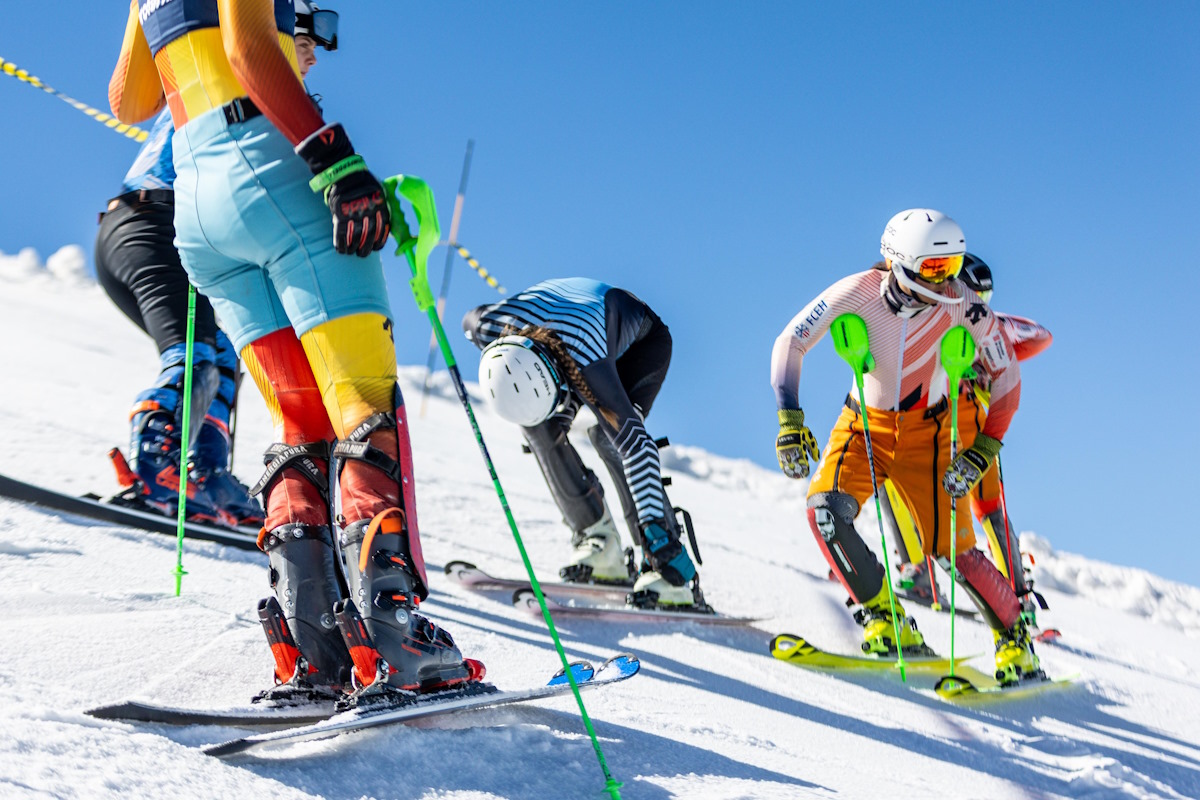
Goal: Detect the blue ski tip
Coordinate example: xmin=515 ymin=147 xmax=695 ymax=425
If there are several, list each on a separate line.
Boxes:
xmin=548 ymin=660 xmax=595 ymax=687
xmin=599 ymin=653 xmax=641 ymax=679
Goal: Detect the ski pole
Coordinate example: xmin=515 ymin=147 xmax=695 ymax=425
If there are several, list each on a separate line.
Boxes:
xmin=1 ymin=56 xmax=150 ymax=142
xmin=829 ymin=313 xmax=908 ymax=682
xmin=382 ymin=174 xmax=623 ymax=800
xmin=994 ymin=454 xmax=1019 ymax=591
xmin=938 ymin=326 xmax=976 ymax=677
xmin=173 ymin=285 xmax=197 ymax=596
xmin=420 ymin=139 xmax=474 ymax=418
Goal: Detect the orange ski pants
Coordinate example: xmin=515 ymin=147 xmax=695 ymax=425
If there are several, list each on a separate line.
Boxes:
xmin=807 ymin=396 xmax=985 ymax=560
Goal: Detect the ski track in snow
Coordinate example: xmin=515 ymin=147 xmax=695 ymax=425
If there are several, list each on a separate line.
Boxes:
xmin=1 ymin=263 xmax=1199 ymax=799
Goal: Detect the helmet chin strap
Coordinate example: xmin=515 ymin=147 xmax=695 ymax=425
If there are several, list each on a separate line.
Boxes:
xmin=891 ymin=263 xmax=964 ymax=306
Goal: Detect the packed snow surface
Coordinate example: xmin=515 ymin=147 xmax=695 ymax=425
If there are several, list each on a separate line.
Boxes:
xmin=1 ymin=258 xmax=1198 ymax=799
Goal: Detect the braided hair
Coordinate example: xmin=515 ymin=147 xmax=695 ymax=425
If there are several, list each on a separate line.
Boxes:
xmin=512 ymin=325 xmax=619 ymax=429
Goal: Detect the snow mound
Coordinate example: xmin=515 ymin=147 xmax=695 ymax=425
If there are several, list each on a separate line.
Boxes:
xmin=1024 ymin=532 xmax=1200 ymax=635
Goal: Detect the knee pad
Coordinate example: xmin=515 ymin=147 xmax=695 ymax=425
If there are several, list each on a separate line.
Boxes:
xmin=807 ymin=492 xmax=883 ymax=604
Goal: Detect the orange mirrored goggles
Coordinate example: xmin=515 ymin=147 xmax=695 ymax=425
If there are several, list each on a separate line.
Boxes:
xmin=914 ymin=254 xmax=964 ymax=284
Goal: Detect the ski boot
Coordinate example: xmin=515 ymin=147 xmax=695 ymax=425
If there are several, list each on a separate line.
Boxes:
xmin=895 ymin=560 xmax=943 ymax=603
xmin=993 ymin=619 xmax=1043 ymax=685
xmin=855 ymin=589 xmax=929 ymax=656
xmin=337 ymin=508 xmax=484 ymax=703
xmin=628 ymin=517 xmax=708 ymax=611
xmin=630 ymin=567 xmax=708 ymax=609
xmin=113 ymin=403 xmax=230 ymax=526
xmin=191 ymin=420 xmax=264 ymax=527
xmin=255 ymin=522 xmax=354 ymax=703
xmin=560 ymin=506 xmax=633 ymax=585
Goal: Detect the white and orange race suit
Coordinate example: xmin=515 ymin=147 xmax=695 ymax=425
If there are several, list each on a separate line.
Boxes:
xmin=771 ymin=267 xmax=1021 ymax=562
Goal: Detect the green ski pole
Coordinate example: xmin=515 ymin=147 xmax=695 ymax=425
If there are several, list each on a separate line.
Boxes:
xmin=173 ymin=284 xmax=197 ymax=596
xmin=829 ymin=313 xmax=908 ymax=682
xmin=938 ymin=325 xmax=976 ymax=677
xmin=382 ymin=175 xmax=623 ymax=800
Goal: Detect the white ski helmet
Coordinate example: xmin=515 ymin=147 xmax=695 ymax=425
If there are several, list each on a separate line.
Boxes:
xmin=478 ymin=336 xmax=568 ymax=427
xmin=880 ymin=209 xmax=966 ymax=305
xmin=294 ymin=0 xmax=338 ymax=51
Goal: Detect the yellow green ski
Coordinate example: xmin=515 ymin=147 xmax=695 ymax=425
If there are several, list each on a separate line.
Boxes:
xmin=933 ymin=672 xmax=1078 ymax=702
xmin=770 ymin=634 xmax=977 ymax=672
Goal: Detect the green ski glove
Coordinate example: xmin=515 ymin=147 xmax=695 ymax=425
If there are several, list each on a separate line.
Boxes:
xmin=942 ymin=433 xmax=1002 ymax=498
xmin=776 ymin=408 xmax=820 ymax=479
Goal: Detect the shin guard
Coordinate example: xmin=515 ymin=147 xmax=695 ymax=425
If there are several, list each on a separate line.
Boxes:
xmin=938 ymin=547 xmax=1021 ymax=630
xmin=807 ymin=491 xmax=884 ymax=605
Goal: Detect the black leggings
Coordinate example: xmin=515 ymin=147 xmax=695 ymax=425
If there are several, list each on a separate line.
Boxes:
xmin=94 ymin=199 xmax=217 ymax=351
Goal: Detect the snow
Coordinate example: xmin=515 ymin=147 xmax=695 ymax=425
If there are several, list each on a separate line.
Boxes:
xmin=1 ymin=259 xmax=1198 ymax=800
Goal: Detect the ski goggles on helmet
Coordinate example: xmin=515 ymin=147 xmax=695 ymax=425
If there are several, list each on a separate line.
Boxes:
xmin=911 ymin=254 xmax=964 ymax=284
xmin=296 ymin=9 xmax=339 ymax=51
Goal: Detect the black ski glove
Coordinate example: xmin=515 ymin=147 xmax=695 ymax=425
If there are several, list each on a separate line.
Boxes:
xmin=296 ymin=123 xmax=391 ymax=257
xmin=776 ymin=408 xmax=820 ymax=479
xmin=943 ymin=433 xmax=1002 ymax=498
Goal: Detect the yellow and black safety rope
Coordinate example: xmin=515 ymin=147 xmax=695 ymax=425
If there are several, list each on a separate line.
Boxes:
xmin=1 ymin=55 xmax=149 ymax=142
xmin=454 ymin=245 xmax=507 ymax=294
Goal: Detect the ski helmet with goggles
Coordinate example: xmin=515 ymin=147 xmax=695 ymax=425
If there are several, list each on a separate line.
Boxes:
xmin=880 ymin=209 xmax=966 ymax=305
xmin=478 ymin=336 xmax=568 ymax=427
xmin=295 ymin=1 xmax=338 ymax=51
xmin=959 ymin=253 xmax=993 ymax=303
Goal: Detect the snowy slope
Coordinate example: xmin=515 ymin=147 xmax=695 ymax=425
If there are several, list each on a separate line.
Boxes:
xmin=1 ymin=255 xmax=1199 ymax=800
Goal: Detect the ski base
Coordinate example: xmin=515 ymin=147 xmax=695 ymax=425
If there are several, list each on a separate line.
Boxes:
xmin=0 ymin=472 xmax=259 ymax=550
xmin=204 ymin=653 xmax=640 ymax=758
xmin=85 ymin=698 xmax=335 ymax=729
xmin=933 ymin=671 xmax=1077 ymax=702
xmin=445 ymin=560 xmax=631 ymax=602
xmin=512 ymin=587 xmax=760 ymax=626
xmin=770 ymin=634 xmax=976 ymax=672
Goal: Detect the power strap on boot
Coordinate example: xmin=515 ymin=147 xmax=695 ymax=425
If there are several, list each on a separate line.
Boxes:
xmin=250 ymin=441 xmax=331 ymax=499
xmin=332 ymin=412 xmax=403 ymax=485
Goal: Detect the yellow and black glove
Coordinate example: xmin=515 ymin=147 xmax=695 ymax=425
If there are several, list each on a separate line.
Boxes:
xmin=775 ymin=408 xmax=820 ymax=479
xmin=943 ymin=433 xmax=1002 ymax=498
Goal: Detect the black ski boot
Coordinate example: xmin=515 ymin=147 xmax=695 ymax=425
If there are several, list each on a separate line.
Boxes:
xmin=337 ymin=508 xmax=482 ymax=702
xmin=256 ymin=523 xmax=353 ymax=702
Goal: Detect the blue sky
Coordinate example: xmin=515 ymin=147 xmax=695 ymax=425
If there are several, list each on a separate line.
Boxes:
xmin=1 ymin=2 xmax=1197 ymax=585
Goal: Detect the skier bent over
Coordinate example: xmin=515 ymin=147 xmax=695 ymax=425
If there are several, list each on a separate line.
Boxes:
xmin=463 ymin=278 xmax=705 ymax=610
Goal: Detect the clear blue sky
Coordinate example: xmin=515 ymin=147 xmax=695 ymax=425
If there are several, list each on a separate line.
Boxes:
xmin=1 ymin=2 xmax=1197 ymax=585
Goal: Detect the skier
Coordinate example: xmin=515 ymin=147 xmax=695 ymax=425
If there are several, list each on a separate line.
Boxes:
xmin=109 ymin=0 xmax=480 ymax=699
xmin=883 ymin=254 xmax=1052 ymax=627
xmin=93 ymin=7 xmax=331 ymax=531
xmin=771 ymin=209 xmax=1040 ymax=683
xmin=462 ymin=278 xmax=704 ymax=609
